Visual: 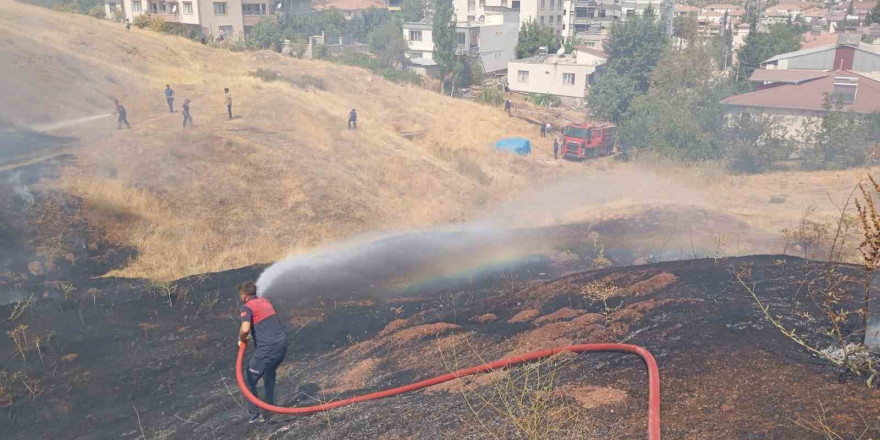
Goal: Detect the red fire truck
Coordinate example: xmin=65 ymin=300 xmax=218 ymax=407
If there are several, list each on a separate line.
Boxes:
xmin=561 ymin=121 xmax=616 ymax=160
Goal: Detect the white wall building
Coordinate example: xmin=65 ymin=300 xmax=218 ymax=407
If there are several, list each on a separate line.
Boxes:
xmin=403 ymin=8 xmax=520 ymax=74
xmin=449 ymin=0 xmax=564 ymax=35
xmin=562 ymin=0 xmax=663 ymax=43
xmin=113 ymin=0 xmax=308 ymax=37
xmin=506 ymin=47 xmax=606 ymax=100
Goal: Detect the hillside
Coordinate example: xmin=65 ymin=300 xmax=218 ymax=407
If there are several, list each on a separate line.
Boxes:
xmin=0 ymin=1 xmax=582 ymax=281
xmin=2 ymin=256 xmax=879 ymax=439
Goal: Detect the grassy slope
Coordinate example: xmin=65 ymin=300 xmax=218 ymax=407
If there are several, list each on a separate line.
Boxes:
xmin=0 ymin=2 xmax=584 ymax=280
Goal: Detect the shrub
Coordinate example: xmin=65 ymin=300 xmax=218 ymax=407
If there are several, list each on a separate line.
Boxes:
xmin=132 ymin=14 xmax=151 ymax=29
xmin=477 ymin=86 xmax=505 ymax=106
xmin=87 ymin=4 xmax=105 ymax=18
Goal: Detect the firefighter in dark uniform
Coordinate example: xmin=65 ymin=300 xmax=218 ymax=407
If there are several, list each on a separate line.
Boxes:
xmin=238 ymin=281 xmax=287 ymax=423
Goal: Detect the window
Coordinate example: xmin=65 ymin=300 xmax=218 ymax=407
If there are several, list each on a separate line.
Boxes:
xmin=832 ymin=76 xmax=859 ymax=104
xmin=468 ymin=0 xmax=475 ymax=11
xmin=585 ymin=41 xmax=595 ymax=47
xmin=557 ymin=15 xmax=561 ymax=23
xmin=626 ymin=9 xmax=635 ymax=16
xmin=512 ymin=0 xmax=520 ymax=9
xmin=540 ymin=0 xmax=545 ymax=9
xmin=244 ymin=26 xmax=253 ymax=34
xmin=182 ymin=1 xmax=193 ymax=14
xmin=598 ymin=9 xmax=605 ymax=17
xmin=457 ymin=32 xmax=466 ymax=44
xmin=213 ymin=2 xmax=227 ymax=15
xmin=480 ymin=0 xmax=485 ymax=6
xmin=132 ymin=0 xmax=142 ymax=11
xmin=540 ymin=16 xmax=544 ymax=24
xmin=409 ymin=30 xmax=422 ymax=41
xmin=549 ymin=0 xmax=554 ymax=8
xmin=242 ymin=3 xmax=266 ymax=15
xmin=410 ymin=52 xmax=423 ymax=58
xmin=518 ymin=70 xmax=529 ymax=83
xmin=563 ymin=73 xmax=575 ymax=85
xmin=549 ymin=15 xmax=554 ymax=23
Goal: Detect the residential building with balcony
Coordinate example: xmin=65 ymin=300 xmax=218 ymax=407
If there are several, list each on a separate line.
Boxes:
xmin=445 ymin=0 xmax=564 ymax=35
xmin=114 ymin=0 xmax=308 ymax=38
xmin=562 ymin=0 xmax=663 ymax=45
xmin=402 ymin=7 xmax=520 ymax=75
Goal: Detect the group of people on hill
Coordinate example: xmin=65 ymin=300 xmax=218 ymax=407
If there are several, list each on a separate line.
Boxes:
xmin=113 ymin=86 xmax=359 ymax=131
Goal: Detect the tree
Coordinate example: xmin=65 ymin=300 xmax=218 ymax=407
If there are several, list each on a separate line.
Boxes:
xmin=735 ymin=23 xmax=802 ymax=85
xmin=867 ymin=0 xmax=880 ymax=24
xmin=401 ymin=0 xmax=428 ymax=23
xmin=248 ymin=16 xmax=284 ymax=51
xmin=619 ymin=43 xmax=724 ymax=159
xmin=587 ymin=8 xmax=668 ymax=122
xmin=801 ymin=96 xmax=880 ymax=170
xmin=369 ymin=20 xmax=407 ymax=69
xmin=432 ymin=0 xmax=459 ymax=93
xmin=515 ymin=20 xmax=560 ymax=58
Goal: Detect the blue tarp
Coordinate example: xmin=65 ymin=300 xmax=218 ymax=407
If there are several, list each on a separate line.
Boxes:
xmin=495 ymin=138 xmax=531 ymax=156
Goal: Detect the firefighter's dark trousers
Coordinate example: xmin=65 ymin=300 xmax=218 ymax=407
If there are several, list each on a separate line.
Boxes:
xmin=245 ymin=343 xmax=287 ymax=419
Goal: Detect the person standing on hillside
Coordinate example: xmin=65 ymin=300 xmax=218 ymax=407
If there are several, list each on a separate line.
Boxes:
xmin=165 ymin=85 xmax=175 ymax=113
xmin=237 ymin=281 xmax=287 ymax=424
xmin=540 ymin=122 xmax=546 ymax=138
xmin=182 ymin=99 xmax=193 ymax=129
xmin=553 ymin=138 xmax=559 ymax=160
xmin=224 ymin=88 xmax=233 ymax=120
xmin=125 ymin=19 xmax=131 ymax=31
xmin=114 ymin=99 xmax=131 ymax=129
xmin=348 ymin=108 xmax=357 ymax=129
xmin=504 ymin=99 xmax=511 ymax=116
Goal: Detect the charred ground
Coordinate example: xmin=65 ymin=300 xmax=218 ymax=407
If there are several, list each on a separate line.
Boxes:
xmin=2 ymin=256 xmax=878 ymax=440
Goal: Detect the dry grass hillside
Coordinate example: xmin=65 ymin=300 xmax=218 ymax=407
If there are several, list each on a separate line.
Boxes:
xmin=0 ymin=1 xmax=588 ymax=280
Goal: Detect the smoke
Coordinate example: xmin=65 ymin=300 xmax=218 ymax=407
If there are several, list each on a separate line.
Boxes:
xmin=7 ymin=172 xmax=34 ymax=205
xmin=256 ymin=169 xmax=745 ymax=301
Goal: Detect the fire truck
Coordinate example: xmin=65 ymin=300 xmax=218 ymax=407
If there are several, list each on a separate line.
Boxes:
xmin=561 ymin=121 xmax=616 ymax=160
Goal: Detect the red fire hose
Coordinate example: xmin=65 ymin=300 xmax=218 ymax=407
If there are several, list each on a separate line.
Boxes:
xmin=236 ymin=342 xmax=661 ymax=440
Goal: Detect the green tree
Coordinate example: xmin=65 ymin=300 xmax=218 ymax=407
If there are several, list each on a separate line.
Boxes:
xmin=801 ymin=96 xmax=880 ymax=170
xmin=248 ymin=16 xmax=284 ymax=51
xmin=401 ymin=0 xmax=428 ymax=23
xmin=735 ymin=23 xmax=802 ymax=85
xmin=867 ymin=0 xmax=880 ymax=24
xmin=620 ymin=43 xmax=724 ymax=159
xmin=369 ymin=20 xmax=407 ymax=69
xmin=514 ymin=20 xmax=560 ymax=58
xmin=432 ymin=0 xmax=459 ymax=93
xmin=721 ymin=115 xmax=793 ymax=173
xmin=587 ymin=7 xmax=668 ymax=122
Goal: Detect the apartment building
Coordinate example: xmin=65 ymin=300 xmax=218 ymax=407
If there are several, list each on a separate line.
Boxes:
xmin=113 ymin=0 xmax=309 ymax=37
xmin=402 ymin=7 xmax=520 ymax=74
xmin=562 ymin=0 xmax=664 ymax=42
xmin=507 ymin=47 xmax=606 ymax=100
xmin=446 ymin=0 xmax=565 ymax=35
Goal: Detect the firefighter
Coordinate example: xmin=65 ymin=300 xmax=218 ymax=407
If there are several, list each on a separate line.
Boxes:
xmin=553 ymin=138 xmax=559 ymax=160
xmin=237 ymin=281 xmax=287 ymax=424
xmin=114 ymin=99 xmax=131 ymax=129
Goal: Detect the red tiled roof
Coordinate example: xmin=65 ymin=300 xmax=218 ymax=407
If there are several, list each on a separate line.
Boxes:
xmin=802 ymin=8 xmax=827 ymax=17
xmin=314 ymin=0 xmax=384 ymax=10
xmin=722 ymin=70 xmax=880 ymax=113
xmin=766 ymin=3 xmax=805 ymax=11
xmin=675 ymin=4 xmax=700 ymax=11
xmin=853 ymin=1 xmax=875 ymax=11
xmin=703 ymin=3 xmax=739 ymax=9
xmin=749 ymin=68 xmax=829 ymax=84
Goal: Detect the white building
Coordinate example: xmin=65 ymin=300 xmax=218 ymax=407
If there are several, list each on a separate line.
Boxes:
xmin=448 ymin=0 xmax=565 ymax=35
xmin=403 ymin=7 xmax=520 ymax=74
xmin=506 ymin=47 xmax=606 ymax=100
xmin=112 ymin=0 xmax=309 ymax=38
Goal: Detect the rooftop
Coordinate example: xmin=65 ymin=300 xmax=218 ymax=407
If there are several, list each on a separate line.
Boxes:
xmin=575 ymin=46 xmax=609 ymax=58
xmin=722 ymin=70 xmax=880 ymax=113
xmin=748 ymin=68 xmax=829 ymax=84
xmin=313 ymin=0 xmax=384 ymax=10
xmin=703 ymin=3 xmax=739 ymax=9
xmin=513 ymin=52 xmax=594 ymax=65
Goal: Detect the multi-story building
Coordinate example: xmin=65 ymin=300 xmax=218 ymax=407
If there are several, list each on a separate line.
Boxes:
xmin=562 ymin=0 xmax=664 ymax=43
xmin=403 ymin=7 xmax=521 ymax=74
xmin=111 ymin=0 xmax=309 ymax=38
xmin=448 ymin=0 xmax=565 ymax=35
